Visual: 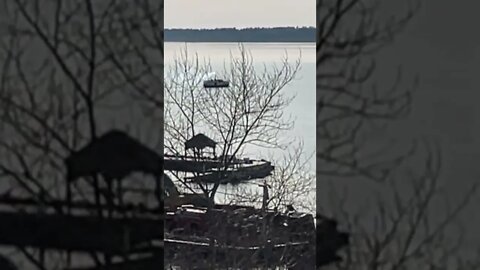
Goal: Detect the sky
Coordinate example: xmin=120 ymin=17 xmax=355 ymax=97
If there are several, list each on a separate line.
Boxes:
xmin=164 ymin=0 xmax=315 ymax=29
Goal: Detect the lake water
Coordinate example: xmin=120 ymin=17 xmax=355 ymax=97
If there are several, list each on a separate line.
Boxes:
xmin=164 ymin=42 xmax=316 ymax=209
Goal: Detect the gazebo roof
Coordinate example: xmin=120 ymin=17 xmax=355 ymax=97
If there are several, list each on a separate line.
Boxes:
xmin=65 ymin=130 xmax=162 ymax=181
xmin=184 ymin=133 xmax=216 ymax=150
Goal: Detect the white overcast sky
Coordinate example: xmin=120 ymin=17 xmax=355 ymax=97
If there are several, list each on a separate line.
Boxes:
xmin=165 ymin=0 xmax=315 ymax=29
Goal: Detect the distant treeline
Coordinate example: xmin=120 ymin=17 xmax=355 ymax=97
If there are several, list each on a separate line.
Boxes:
xmin=164 ymin=27 xmax=315 ymax=42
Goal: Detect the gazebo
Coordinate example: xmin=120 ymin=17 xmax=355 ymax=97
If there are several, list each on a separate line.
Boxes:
xmin=184 ymin=133 xmax=217 ymax=157
xmin=64 ymin=130 xmax=163 ymax=213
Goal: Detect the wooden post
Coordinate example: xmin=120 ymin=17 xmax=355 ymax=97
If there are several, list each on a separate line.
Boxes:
xmin=107 ymin=178 xmax=113 ymax=218
xmin=93 ymin=175 xmax=102 ymax=218
xmin=258 ymin=180 xmax=271 ymax=267
xmin=117 ymin=179 xmax=124 ymax=207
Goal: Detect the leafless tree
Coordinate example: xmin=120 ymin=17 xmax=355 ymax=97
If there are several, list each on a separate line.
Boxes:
xmin=0 ymin=0 xmax=304 ymax=268
xmin=163 ymin=44 xmax=300 ymax=202
xmin=320 ymin=143 xmax=479 ymax=270
xmin=80 ymin=1 xmax=312 ymax=268
xmin=160 ymin=44 xmax=315 ymax=268
xmin=317 ymin=0 xmax=479 ymax=269
xmin=317 ymin=0 xmax=420 ymax=182
xmin=227 ymin=140 xmax=315 ymax=214
xmin=0 ymin=0 xmax=163 ymax=269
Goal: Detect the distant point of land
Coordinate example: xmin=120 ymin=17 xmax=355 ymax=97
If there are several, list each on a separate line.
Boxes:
xmin=164 ymin=27 xmax=315 ymax=43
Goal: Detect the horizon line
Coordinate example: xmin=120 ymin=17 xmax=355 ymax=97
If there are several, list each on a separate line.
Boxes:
xmin=165 ymin=26 xmax=316 ymax=30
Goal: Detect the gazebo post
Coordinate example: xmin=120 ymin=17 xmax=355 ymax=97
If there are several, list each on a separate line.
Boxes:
xmin=117 ymin=179 xmax=124 ymax=207
xmin=106 ymin=177 xmax=114 ymax=218
xmin=93 ymin=174 xmax=102 ymax=217
xmin=66 ymin=181 xmax=72 ymax=215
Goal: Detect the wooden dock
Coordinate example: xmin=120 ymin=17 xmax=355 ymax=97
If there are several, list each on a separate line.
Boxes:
xmin=185 ymin=161 xmax=274 ymax=184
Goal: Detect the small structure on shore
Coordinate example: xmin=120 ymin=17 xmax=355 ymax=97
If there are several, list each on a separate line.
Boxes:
xmin=65 ymin=130 xmax=163 ymax=182
xmin=184 ymin=133 xmax=217 ymax=157
xmin=64 ymin=130 xmax=163 ymax=212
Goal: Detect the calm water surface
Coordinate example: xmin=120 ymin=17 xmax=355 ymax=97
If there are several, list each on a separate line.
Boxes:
xmin=165 ymin=42 xmax=316 ymax=208
xmin=165 ymin=42 xmax=316 ymax=171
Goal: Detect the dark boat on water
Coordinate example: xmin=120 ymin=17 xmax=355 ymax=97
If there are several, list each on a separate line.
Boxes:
xmin=203 ymin=79 xmax=229 ymax=88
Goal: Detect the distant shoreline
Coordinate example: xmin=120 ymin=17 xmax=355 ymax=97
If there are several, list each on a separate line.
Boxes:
xmin=164 ymin=41 xmax=316 ymax=43
xmin=165 ymin=27 xmax=316 ymax=43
